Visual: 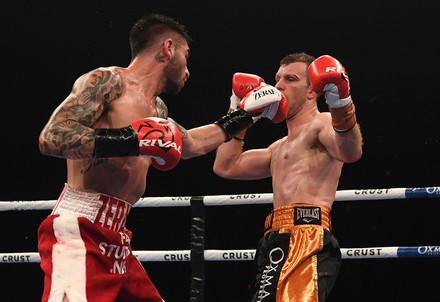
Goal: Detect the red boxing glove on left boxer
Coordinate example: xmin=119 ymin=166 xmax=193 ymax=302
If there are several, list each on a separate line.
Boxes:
xmin=93 ymin=117 xmax=182 ymax=171
xmin=308 ymin=55 xmax=357 ymax=132
xmin=130 ymin=118 xmax=182 ymax=171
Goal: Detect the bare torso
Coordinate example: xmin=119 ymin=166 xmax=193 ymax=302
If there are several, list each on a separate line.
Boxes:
xmin=270 ymin=113 xmax=343 ymax=209
xmin=67 ymin=67 xmax=161 ymax=204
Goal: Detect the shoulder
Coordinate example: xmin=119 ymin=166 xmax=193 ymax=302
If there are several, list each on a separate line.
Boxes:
xmin=309 ymin=112 xmax=332 ymax=130
xmin=75 ymin=67 xmax=123 ymax=87
xmin=155 ymin=96 xmax=168 ymax=118
xmin=268 ymin=136 xmax=287 ymax=151
xmin=314 ymin=111 xmax=331 ymax=122
xmin=72 ymin=67 xmax=124 ymax=103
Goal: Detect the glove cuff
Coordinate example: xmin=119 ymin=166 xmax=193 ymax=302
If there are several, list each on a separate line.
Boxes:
xmin=329 ymin=101 xmax=357 ymax=132
xmin=326 ymin=95 xmax=352 ymax=108
xmin=214 ymin=109 xmax=253 ymax=142
xmin=230 ymin=90 xmax=240 ymax=110
xmin=93 ymin=126 xmax=139 ymax=158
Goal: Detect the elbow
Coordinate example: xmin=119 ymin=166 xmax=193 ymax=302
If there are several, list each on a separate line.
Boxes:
xmin=212 ymin=161 xmax=242 ymax=179
xmin=38 ymin=133 xmax=49 ymax=155
xmin=181 ymin=144 xmax=214 ymax=160
xmin=344 ymin=148 xmax=363 ymax=163
xmin=212 ymin=163 xmax=224 ymax=177
xmin=38 ymin=131 xmax=60 ymax=157
xmin=213 ymin=162 xmax=231 ymax=179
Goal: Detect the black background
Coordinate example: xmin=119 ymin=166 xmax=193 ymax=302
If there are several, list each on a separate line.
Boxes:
xmin=1 ymin=1 xmax=439 ymax=301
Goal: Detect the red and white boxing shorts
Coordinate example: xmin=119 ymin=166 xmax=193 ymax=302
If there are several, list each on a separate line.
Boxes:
xmin=38 ymin=184 xmax=164 ymax=302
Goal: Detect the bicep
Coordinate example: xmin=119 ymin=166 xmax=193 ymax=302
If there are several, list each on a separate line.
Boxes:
xmin=39 ymin=69 xmax=122 ymax=158
xmin=215 ymin=147 xmax=272 ymax=180
xmin=237 ymin=149 xmax=272 ymax=179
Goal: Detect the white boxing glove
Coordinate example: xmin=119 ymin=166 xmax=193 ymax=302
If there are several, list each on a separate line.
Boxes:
xmin=238 ymin=85 xmax=287 ymax=123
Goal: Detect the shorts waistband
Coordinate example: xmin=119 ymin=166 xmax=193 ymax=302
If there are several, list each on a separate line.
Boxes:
xmin=51 ymin=184 xmax=131 ymax=232
xmin=264 ymin=203 xmax=331 ymax=235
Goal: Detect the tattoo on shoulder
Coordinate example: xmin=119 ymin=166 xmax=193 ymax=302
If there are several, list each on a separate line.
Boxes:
xmin=63 ymin=69 xmax=123 ymax=123
xmin=43 ymin=68 xmax=123 ymax=159
xmin=154 ymin=97 xmax=188 ymax=139
xmin=167 ymin=117 xmax=188 ymax=139
xmin=155 ymin=97 xmax=169 ymax=118
xmin=83 ymin=69 xmax=123 ymax=106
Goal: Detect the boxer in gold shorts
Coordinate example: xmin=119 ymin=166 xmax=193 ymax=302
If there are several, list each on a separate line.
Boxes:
xmin=213 ymin=52 xmax=363 ymax=301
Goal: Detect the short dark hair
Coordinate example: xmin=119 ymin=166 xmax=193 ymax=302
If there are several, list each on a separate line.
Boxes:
xmin=280 ymin=52 xmax=315 ymax=67
xmin=129 ymin=13 xmax=192 ymax=59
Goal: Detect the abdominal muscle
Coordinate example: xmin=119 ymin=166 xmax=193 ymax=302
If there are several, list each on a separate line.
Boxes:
xmin=66 ymin=156 xmax=151 ymax=205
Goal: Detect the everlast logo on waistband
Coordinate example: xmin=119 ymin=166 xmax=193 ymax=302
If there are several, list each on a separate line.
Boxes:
xmin=294 ymin=206 xmax=322 ymax=225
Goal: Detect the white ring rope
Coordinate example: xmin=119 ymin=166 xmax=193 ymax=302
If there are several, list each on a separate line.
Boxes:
xmin=1 ymin=186 xmax=439 ymax=263
xmin=2 ymin=246 xmax=440 ymax=263
xmin=1 ymin=186 xmax=439 ymax=211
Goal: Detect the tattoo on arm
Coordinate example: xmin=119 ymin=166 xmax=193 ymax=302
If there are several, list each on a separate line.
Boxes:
xmin=42 ymin=69 xmax=122 ymax=159
xmin=167 ymin=117 xmax=188 ymax=139
xmin=154 ymin=96 xmax=188 ymax=139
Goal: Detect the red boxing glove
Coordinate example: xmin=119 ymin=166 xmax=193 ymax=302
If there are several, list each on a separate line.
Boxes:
xmin=230 ymin=73 xmax=266 ymax=110
xmin=232 ymin=72 xmax=266 ymax=98
xmin=130 ymin=117 xmax=182 ymax=171
xmin=308 ymin=55 xmax=357 ymax=132
xmin=238 ymin=85 xmax=287 ymax=123
xmin=308 ymin=55 xmax=351 ymax=107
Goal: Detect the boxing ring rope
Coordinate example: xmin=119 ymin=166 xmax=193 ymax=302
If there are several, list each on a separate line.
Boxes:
xmin=1 ymin=186 xmax=439 ymax=263
xmin=1 ymin=186 xmax=439 ymax=300
xmin=2 ymin=186 xmax=440 ymax=210
xmin=2 ymin=246 xmax=440 ymax=264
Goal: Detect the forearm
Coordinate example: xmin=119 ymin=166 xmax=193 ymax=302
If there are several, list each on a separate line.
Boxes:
xmin=213 ymin=138 xmax=245 ymax=178
xmin=181 ymin=124 xmax=228 ymax=159
xmin=38 ymin=122 xmax=96 ymax=160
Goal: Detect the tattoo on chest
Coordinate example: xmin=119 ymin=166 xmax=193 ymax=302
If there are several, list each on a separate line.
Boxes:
xmin=81 ymin=158 xmax=106 ymax=174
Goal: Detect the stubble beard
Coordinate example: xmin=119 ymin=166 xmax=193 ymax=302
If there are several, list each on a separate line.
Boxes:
xmin=164 ymin=57 xmax=184 ymax=96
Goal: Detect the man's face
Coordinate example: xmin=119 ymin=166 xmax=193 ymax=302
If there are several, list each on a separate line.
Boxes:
xmin=164 ymin=42 xmax=190 ymax=96
xmin=275 ymin=62 xmax=313 ymax=117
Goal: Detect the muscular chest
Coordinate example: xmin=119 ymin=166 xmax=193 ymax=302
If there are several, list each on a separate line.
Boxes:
xmin=272 ymin=133 xmax=329 ymax=168
xmin=274 ymin=138 xmax=303 ymax=164
xmin=97 ymin=94 xmax=158 ymax=128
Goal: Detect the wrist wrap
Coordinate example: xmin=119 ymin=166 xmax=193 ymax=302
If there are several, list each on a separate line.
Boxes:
xmin=329 ymin=101 xmax=357 ymax=132
xmin=93 ymin=126 xmax=139 ymax=157
xmin=214 ymin=109 xmax=253 ymax=142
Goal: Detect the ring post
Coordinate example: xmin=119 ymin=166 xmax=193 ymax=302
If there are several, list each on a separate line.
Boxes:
xmin=189 ymin=196 xmax=205 ymax=301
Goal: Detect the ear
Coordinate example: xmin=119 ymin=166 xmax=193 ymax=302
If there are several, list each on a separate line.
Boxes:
xmin=161 ymin=38 xmax=174 ymax=62
xmin=307 ymin=86 xmax=318 ymax=100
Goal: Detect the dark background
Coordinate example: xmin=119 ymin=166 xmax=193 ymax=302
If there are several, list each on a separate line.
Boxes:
xmin=1 ymin=1 xmax=439 ymax=301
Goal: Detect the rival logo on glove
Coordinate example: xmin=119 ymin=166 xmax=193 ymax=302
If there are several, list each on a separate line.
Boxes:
xmin=129 ymin=117 xmax=182 ymax=171
xmin=139 ymin=138 xmax=182 ymax=154
xmin=133 ymin=118 xmax=182 ymax=154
